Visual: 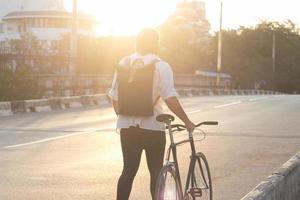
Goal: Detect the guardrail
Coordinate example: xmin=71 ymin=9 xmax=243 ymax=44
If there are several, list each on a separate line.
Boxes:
xmin=1 ymin=94 xmax=109 ymax=115
xmin=241 ymin=151 xmax=300 ymax=200
xmin=0 ymin=102 xmax=12 ymax=116
xmin=0 ymin=89 xmax=283 ymax=115
xmin=33 ymin=74 xmax=231 ymax=98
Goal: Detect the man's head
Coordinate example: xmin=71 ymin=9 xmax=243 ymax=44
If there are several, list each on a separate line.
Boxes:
xmin=136 ymin=28 xmax=159 ymax=55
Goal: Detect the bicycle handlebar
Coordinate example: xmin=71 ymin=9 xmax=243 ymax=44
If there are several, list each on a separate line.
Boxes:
xmin=201 ymin=121 xmax=218 ymax=126
xmin=167 ymin=121 xmax=218 ymax=132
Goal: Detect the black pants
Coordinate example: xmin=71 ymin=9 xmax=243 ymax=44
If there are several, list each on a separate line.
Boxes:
xmin=117 ymin=127 xmax=166 ymax=200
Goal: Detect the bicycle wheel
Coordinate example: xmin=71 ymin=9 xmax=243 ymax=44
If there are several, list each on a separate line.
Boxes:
xmin=155 ymin=164 xmax=181 ymax=200
xmin=187 ymin=153 xmax=212 ymax=200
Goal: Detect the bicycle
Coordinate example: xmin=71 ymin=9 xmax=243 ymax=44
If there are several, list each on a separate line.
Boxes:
xmin=154 ymin=114 xmax=218 ymax=200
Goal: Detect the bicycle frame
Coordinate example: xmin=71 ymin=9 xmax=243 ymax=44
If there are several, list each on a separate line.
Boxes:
xmin=164 ymin=121 xmax=198 ymax=198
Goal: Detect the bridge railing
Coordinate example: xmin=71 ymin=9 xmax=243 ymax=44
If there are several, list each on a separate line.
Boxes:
xmin=33 ymin=74 xmax=232 ymax=98
xmin=0 ymin=88 xmax=284 ymax=116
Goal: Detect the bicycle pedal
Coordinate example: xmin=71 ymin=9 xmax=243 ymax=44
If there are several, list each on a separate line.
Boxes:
xmin=188 ymin=187 xmax=202 ymax=197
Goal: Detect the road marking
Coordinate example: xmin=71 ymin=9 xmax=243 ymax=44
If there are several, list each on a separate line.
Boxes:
xmin=187 ymin=109 xmax=202 ymax=114
xmin=214 ymin=101 xmax=242 ymax=109
xmin=2 ymin=128 xmax=110 ymax=149
xmin=249 ymin=97 xmax=268 ymax=102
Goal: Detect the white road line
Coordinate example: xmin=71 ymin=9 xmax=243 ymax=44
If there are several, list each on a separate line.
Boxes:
xmin=3 ymin=128 xmax=109 ymax=149
xmin=214 ymin=101 xmax=242 ymax=109
xmin=187 ymin=109 xmax=202 ymax=114
xmin=249 ymin=97 xmax=268 ymax=102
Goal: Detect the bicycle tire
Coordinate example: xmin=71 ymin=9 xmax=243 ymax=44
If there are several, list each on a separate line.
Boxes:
xmin=154 ymin=164 xmax=181 ymax=200
xmin=187 ymin=152 xmax=213 ymax=200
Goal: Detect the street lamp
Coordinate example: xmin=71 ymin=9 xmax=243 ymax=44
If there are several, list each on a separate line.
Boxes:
xmin=272 ymin=31 xmax=276 ymax=89
xmin=69 ymin=0 xmax=78 ymax=74
xmin=216 ymin=1 xmax=223 ymax=88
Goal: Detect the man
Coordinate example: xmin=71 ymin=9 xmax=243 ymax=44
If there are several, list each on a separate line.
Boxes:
xmin=108 ymin=28 xmax=195 ymax=200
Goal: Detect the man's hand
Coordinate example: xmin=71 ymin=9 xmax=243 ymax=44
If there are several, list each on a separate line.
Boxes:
xmin=164 ymin=97 xmax=196 ymax=133
xmin=184 ymin=120 xmax=196 ymax=133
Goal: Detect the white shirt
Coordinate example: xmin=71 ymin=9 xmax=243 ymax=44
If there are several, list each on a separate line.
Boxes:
xmin=108 ymin=52 xmax=178 ymax=132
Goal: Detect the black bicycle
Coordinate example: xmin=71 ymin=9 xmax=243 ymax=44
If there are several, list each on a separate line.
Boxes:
xmin=154 ymin=114 xmax=218 ymax=200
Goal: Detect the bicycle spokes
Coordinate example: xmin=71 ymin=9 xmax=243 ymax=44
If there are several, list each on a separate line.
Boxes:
xmin=158 ymin=168 xmax=179 ymax=200
xmin=164 ymin=173 xmax=177 ymax=199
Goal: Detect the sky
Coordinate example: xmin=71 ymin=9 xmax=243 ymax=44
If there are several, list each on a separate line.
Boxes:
xmin=63 ymin=0 xmax=300 ymax=36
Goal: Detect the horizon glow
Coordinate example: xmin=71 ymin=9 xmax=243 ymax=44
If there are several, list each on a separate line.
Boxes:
xmin=63 ymin=0 xmax=300 ymax=36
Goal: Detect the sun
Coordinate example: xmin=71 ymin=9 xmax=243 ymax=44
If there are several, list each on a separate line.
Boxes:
xmin=64 ymin=0 xmax=180 ymax=36
xmin=64 ymin=0 xmax=300 ymax=36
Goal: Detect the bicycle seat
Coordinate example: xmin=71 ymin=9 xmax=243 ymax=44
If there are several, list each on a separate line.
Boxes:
xmin=156 ymin=114 xmax=175 ymax=123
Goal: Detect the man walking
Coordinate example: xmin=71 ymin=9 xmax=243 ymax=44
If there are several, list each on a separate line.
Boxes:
xmin=108 ymin=28 xmax=195 ymax=200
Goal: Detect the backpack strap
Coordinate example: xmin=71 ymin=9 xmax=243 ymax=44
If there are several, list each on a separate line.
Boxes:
xmin=148 ymin=58 xmax=160 ymax=67
xmin=150 ymin=59 xmax=161 ymax=106
xmin=115 ymin=56 xmax=131 ymax=69
xmin=153 ymin=95 xmax=160 ymax=106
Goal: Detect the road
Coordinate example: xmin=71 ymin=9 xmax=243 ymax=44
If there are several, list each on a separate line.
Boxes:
xmin=0 ymin=95 xmax=300 ymax=200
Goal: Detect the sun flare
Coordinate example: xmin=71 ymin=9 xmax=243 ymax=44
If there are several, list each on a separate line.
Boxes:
xmin=64 ymin=0 xmax=300 ymax=36
xmin=64 ymin=0 xmax=181 ymax=36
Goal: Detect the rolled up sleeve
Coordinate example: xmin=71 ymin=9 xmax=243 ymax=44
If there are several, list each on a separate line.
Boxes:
xmin=158 ymin=62 xmax=178 ymax=100
xmin=108 ymin=72 xmax=118 ymax=101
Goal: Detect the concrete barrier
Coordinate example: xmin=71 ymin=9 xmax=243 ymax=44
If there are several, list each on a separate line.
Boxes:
xmin=25 ymin=99 xmax=51 ymax=112
xmin=60 ymin=96 xmax=82 ymax=109
xmin=80 ymin=96 xmax=92 ymax=106
xmin=49 ymin=98 xmax=62 ymax=110
xmin=241 ymin=151 xmax=300 ymax=200
xmin=11 ymin=101 xmax=26 ymax=113
xmin=91 ymin=94 xmax=110 ymax=105
xmin=0 ymin=89 xmax=284 ymax=116
xmin=0 ymin=102 xmax=12 ymax=116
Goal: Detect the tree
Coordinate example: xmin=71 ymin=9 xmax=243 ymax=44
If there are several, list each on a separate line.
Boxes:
xmin=52 ymin=34 xmax=135 ymax=74
xmin=9 ymin=33 xmax=49 ymax=73
xmin=210 ymin=20 xmax=300 ymax=93
xmin=0 ymin=33 xmax=44 ymax=100
xmin=0 ymin=69 xmax=14 ymax=101
xmin=12 ymin=64 xmax=40 ymax=100
xmin=159 ymin=16 xmax=212 ymax=73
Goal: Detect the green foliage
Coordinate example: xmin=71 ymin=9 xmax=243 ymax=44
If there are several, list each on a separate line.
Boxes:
xmin=2 ymin=20 xmax=300 ymax=101
xmin=159 ymin=18 xmax=212 ymax=73
xmin=77 ymin=36 xmax=135 ymax=73
xmin=0 ymin=33 xmax=42 ymax=101
xmin=53 ymin=34 xmax=135 ymax=74
xmin=9 ymin=33 xmax=48 ymax=71
xmin=211 ymin=20 xmax=300 ymax=92
xmin=0 ymin=69 xmax=14 ymax=101
xmin=0 ymin=65 xmax=39 ymax=101
xmin=12 ymin=65 xmax=40 ymax=100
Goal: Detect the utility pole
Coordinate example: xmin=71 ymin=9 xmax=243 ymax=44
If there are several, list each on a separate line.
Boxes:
xmin=69 ymin=0 xmax=78 ymax=74
xmin=272 ymin=32 xmax=276 ymax=89
xmin=216 ymin=1 xmax=223 ymax=88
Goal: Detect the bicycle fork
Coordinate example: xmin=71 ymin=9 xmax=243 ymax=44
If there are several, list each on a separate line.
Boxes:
xmin=165 ymin=121 xmax=184 ymax=199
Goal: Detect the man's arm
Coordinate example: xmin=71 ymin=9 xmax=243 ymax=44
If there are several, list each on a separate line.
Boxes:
xmin=156 ymin=62 xmax=195 ymax=132
xmin=164 ymin=96 xmax=195 ymax=133
xmin=108 ymin=71 xmax=118 ymax=115
xmin=111 ymin=100 xmax=118 ymax=115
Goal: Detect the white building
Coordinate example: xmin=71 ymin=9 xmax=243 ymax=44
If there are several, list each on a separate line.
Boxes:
xmin=0 ymin=0 xmax=96 ymax=44
xmin=168 ymin=1 xmax=210 ymax=34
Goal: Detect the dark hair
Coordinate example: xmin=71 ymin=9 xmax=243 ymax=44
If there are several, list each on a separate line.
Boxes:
xmin=136 ymin=28 xmax=159 ymax=55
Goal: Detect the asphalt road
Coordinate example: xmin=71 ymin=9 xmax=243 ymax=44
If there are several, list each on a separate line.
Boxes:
xmin=0 ymin=95 xmax=300 ymax=200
